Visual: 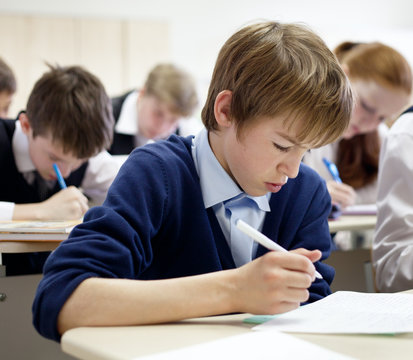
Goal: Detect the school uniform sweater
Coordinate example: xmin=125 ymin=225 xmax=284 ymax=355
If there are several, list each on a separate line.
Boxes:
xmin=33 ymin=135 xmax=335 ymax=342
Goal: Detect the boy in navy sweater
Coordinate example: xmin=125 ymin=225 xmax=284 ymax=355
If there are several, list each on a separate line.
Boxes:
xmin=33 ymin=21 xmax=353 ymax=342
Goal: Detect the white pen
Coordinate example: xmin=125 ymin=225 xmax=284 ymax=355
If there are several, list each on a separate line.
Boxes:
xmin=236 ymin=219 xmax=323 ymax=279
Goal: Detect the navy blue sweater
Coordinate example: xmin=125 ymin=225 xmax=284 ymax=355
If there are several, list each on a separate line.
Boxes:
xmin=33 ymin=135 xmax=334 ymax=342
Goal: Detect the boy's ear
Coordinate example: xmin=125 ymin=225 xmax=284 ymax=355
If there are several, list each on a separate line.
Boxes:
xmin=214 ymin=90 xmax=233 ymax=128
xmin=19 ymin=112 xmax=32 ymax=135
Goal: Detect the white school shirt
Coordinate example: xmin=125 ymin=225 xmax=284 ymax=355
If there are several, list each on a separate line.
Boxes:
xmin=373 ymin=111 xmax=413 ymax=292
xmin=0 ymin=121 xmax=120 ymax=221
xmin=191 ymin=128 xmax=271 ymax=267
xmin=115 ymin=90 xmax=151 ymax=148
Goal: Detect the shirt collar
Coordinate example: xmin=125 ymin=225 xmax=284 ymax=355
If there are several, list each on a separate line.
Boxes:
xmin=12 ymin=120 xmax=36 ymax=173
xmin=191 ymin=128 xmax=270 ymax=211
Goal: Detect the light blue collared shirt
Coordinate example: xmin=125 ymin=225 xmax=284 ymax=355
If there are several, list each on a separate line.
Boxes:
xmin=191 ymin=128 xmax=270 ymax=266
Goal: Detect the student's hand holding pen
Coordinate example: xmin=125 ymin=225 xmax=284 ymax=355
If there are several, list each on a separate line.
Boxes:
xmin=326 ymin=180 xmax=356 ymax=209
xmin=322 ymin=158 xmax=356 ymax=209
xmin=39 ymin=186 xmax=89 ymax=220
xmin=231 ymin=248 xmax=322 ymax=315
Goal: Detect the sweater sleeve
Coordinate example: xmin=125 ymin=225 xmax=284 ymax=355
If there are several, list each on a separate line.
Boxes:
xmin=287 ymin=165 xmax=335 ymax=302
xmin=32 ymin=147 xmax=172 ymax=342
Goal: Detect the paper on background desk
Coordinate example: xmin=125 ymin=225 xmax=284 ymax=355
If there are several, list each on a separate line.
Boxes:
xmin=254 ymin=291 xmax=413 ymax=334
xmin=136 ymin=330 xmax=355 ymax=360
xmin=341 ymin=204 xmax=377 ymax=215
xmin=0 ymin=220 xmax=80 ymax=233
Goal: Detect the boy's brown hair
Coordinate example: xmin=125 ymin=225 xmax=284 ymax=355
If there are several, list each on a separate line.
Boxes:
xmin=202 ymin=21 xmax=354 ymax=147
xmin=144 ymin=63 xmax=199 ymax=117
xmin=0 ymin=57 xmax=17 ymax=94
xmin=26 ymin=64 xmax=114 ymax=158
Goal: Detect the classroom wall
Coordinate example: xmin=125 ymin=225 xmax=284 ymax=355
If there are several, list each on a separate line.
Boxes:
xmin=0 ymin=13 xmax=170 ymax=116
xmin=1 ymin=0 xmax=413 ymax=117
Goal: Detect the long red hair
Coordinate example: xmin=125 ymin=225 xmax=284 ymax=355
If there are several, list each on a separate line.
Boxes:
xmin=335 ymin=42 xmax=412 ymax=188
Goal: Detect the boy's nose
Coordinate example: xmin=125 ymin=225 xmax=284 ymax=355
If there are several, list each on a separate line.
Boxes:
xmin=58 ymin=164 xmax=72 ymax=178
xmin=279 ymin=155 xmax=302 ymax=179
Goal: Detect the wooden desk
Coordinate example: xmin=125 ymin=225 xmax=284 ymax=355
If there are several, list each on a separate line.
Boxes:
xmin=0 ymin=238 xmax=64 ymax=254
xmin=0 ymin=220 xmax=78 ymax=264
xmin=62 ymin=291 xmax=413 ymax=360
xmin=329 ymin=215 xmax=377 ymax=233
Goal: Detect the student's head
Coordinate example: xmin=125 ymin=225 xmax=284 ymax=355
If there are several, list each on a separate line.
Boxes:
xmin=0 ymin=57 xmax=17 ymax=118
xmin=336 ymin=42 xmax=412 ymax=139
xmin=20 ymin=64 xmax=114 ymax=180
xmin=137 ymin=63 xmax=198 ymax=140
xmin=201 ymin=21 xmax=353 ymax=196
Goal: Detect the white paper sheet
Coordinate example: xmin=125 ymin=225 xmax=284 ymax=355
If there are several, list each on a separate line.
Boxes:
xmin=341 ymin=204 xmax=377 ymax=215
xmin=136 ymin=330 xmax=354 ymax=360
xmin=254 ymin=291 xmax=413 ymax=334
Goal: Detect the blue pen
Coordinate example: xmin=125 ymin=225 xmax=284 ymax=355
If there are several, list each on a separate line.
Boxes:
xmin=53 ymin=163 xmax=67 ymax=189
xmin=322 ymin=157 xmax=342 ymax=183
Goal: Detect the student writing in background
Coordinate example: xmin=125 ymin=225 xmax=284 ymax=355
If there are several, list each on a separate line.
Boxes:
xmin=32 ymin=21 xmax=353 ymax=342
xmin=303 ymin=42 xmax=412 ymax=209
xmin=109 ymin=63 xmax=199 ymax=155
xmin=373 ymin=106 xmax=413 ymax=292
xmin=0 ymin=57 xmax=17 ymax=117
xmin=0 ymin=64 xmax=118 ymax=275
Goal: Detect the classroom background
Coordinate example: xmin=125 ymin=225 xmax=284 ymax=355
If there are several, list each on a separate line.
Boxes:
xmin=1 ymin=0 xmax=413 ymax=120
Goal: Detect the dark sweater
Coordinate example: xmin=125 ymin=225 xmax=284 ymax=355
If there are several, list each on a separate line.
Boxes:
xmin=33 ymin=135 xmax=334 ymax=341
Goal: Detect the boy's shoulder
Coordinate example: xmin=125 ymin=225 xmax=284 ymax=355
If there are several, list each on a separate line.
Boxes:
xmin=131 ymin=134 xmax=193 ymax=160
xmin=124 ymin=135 xmax=196 ymax=178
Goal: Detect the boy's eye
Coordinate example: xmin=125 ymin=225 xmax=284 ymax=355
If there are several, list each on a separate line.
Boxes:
xmin=273 ymin=143 xmax=290 ymax=152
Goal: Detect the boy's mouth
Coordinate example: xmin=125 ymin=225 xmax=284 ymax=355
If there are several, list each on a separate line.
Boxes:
xmin=265 ymin=182 xmax=285 ymax=193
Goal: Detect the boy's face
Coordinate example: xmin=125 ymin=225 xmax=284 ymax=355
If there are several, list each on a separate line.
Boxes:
xmin=0 ymin=90 xmax=14 ymax=118
xmin=20 ymin=114 xmax=85 ymax=180
xmin=212 ymin=112 xmax=310 ymax=197
xmin=137 ymin=93 xmax=181 ymax=140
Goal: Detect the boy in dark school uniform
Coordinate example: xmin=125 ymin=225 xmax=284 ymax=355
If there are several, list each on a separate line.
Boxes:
xmin=109 ymin=63 xmax=199 ymax=155
xmin=0 ymin=65 xmax=118 ymax=275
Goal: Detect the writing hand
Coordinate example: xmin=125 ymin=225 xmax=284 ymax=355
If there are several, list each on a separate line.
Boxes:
xmin=39 ymin=186 xmax=89 ymax=220
xmin=326 ymin=180 xmax=356 ymax=208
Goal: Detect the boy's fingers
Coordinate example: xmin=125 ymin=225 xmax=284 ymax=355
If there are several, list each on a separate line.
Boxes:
xmin=291 ymin=248 xmax=322 ymax=262
xmin=266 ymin=251 xmax=317 ymax=276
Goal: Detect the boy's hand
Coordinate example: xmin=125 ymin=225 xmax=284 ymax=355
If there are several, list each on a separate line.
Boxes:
xmin=326 ymin=180 xmax=356 ymax=208
xmin=39 ymin=186 xmax=89 ymax=220
xmin=232 ymin=249 xmax=321 ymax=315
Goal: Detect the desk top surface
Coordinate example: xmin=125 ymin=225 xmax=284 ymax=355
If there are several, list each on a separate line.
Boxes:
xmin=328 ymin=215 xmax=377 ymax=233
xmin=62 ymin=291 xmax=413 ymax=360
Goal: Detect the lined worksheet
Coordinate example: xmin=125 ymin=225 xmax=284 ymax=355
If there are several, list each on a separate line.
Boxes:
xmin=254 ymin=291 xmax=413 ymax=334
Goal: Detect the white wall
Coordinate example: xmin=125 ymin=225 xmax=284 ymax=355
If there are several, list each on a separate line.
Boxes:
xmin=2 ymin=0 xmax=413 ymax=112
